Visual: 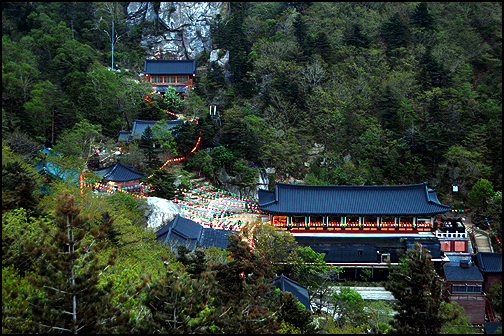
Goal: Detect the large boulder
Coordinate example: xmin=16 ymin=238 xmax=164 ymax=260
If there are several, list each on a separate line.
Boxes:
xmin=144 ymin=196 xmax=189 ymax=229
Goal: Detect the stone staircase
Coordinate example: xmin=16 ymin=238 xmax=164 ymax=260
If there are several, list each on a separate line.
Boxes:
xmin=472 ymin=227 xmax=494 ymax=253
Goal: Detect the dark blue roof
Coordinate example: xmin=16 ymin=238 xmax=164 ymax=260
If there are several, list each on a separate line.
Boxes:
xmin=156 ymin=214 xmax=232 ymax=250
xmin=118 ymin=131 xmax=131 ymax=142
xmin=143 ymin=59 xmax=196 ymax=75
xmin=476 ymin=252 xmax=502 ymax=273
xmin=129 ymin=119 xmax=183 ymax=141
xmin=270 ymin=274 xmax=310 ymax=310
xmin=484 ymin=322 xmax=502 ymax=335
xmin=444 ymin=265 xmax=484 ymax=281
xmin=258 ymin=182 xmax=451 ymax=216
xmin=92 ymin=158 xmax=146 ymax=182
xmin=200 ymin=227 xmax=231 ymax=250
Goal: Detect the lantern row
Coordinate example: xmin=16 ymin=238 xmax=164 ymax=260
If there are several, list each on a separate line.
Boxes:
xmin=485 ymin=217 xmax=502 ymax=246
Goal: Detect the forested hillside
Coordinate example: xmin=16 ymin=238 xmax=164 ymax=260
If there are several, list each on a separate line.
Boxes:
xmin=2 ymin=2 xmax=502 ymax=333
xmin=3 ymin=2 xmax=501 ymax=199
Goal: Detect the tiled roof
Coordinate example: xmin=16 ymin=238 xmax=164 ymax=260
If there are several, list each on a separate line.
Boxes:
xmin=444 ymin=265 xmax=484 ymax=281
xmin=270 ymin=274 xmax=310 ymax=310
xmin=475 ymin=252 xmax=502 ymax=273
xmin=200 ymin=227 xmax=231 ymax=250
xmin=156 ymin=214 xmax=232 ymax=250
xmin=92 ymin=158 xmax=146 ymax=182
xmin=258 ymin=182 xmax=451 ymax=216
xmin=129 ymin=119 xmax=183 ymax=141
xmin=118 ymin=131 xmax=131 ymax=142
xmin=143 ymin=59 xmax=196 ymax=75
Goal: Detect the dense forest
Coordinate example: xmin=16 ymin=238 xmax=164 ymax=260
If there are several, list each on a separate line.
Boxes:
xmin=2 ymin=2 xmax=502 ymax=333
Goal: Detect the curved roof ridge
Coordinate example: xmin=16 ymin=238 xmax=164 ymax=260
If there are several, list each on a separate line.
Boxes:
xmin=275 ymin=181 xmax=428 ymax=188
xmin=259 ymin=182 xmax=450 ymax=216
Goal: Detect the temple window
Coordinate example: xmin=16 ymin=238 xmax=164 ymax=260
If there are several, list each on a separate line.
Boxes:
xmin=327 ymin=216 xmax=342 ymax=225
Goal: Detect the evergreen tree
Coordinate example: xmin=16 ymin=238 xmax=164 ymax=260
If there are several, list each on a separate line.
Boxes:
xmin=225 ymin=2 xmax=255 ymax=98
xmin=145 ymin=168 xmax=177 ymax=200
xmin=293 ymin=15 xmax=314 ymax=63
xmin=210 ymin=230 xmax=282 ymax=333
xmin=25 ymin=191 xmax=128 ymax=333
xmin=385 ymin=242 xmax=452 ymax=334
xmin=313 ymin=31 xmax=335 ymax=64
xmin=410 ymin=2 xmax=435 ymax=30
xmin=139 ymin=263 xmax=222 ymax=333
xmin=381 ymin=13 xmax=409 ymax=55
xmin=375 ymin=86 xmax=401 ymax=132
xmin=344 ymin=24 xmax=371 ymax=49
xmin=416 ymin=46 xmax=452 ymax=90
xmin=2 ymin=158 xmax=41 ymax=214
xmin=138 ymin=125 xmax=160 ymax=172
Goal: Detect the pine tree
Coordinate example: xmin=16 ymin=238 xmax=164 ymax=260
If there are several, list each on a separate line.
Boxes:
xmin=26 ymin=191 xmax=128 ymax=333
xmin=344 ymin=24 xmax=371 ymax=49
xmin=416 ymin=46 xmax=452 ymax=90
xmin=385 ymin=242 xmax=451 ymax=334
xmin=139 ymin=263 xmax=222 ymax=333
xmin=381 ymin=13 xmax=409 ymax=55
xmin=2 ymin=158 xmax=41 ymax=214
xmin=139 ymin=125 xmax=160 ymax=172
xmin=293 ymin=15 xmax=314 ymax=63
xmin=210 ymin=230 xmax=283 ymax=333
xmin=410 ymin=2 xmax=435 ymax=30
xmin=146 ymin=168 xmax=177 ymax=200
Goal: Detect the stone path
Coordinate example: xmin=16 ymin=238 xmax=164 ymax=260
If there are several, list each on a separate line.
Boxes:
xmin=462 ymin=217 xmax=494 ymax=253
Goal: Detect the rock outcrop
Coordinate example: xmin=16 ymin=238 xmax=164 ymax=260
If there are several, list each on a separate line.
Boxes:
xmin=144 ymin=196 xmax=189 ymax=229
xmin=127 ymin=2 xmax=227 ymax=60
xmin=215 ymin=165 xmax=270 ymax=199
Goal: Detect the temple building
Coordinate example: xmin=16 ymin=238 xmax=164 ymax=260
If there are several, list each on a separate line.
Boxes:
xmin=258 ymin=182 xmax=451 ymax=233
xmin=92 ymin=157 xmax=146 ymax=190
xmin=143 ymin=59 xmax=196 ymax=98
xmin=258 ymin=182 xmax=453 ymax=279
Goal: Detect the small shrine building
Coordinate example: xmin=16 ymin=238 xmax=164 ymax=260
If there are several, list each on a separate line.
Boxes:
xmin=92 ymin=157 xmax=146 ymax=190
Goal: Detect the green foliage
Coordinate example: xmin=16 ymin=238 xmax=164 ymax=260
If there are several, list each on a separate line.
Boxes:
xmin=51 ymin=119 xmax=102 ymax=159
xmin=2 ymin=265 xmax=46 ymax=333
xmin=469 ymin=178 xmax=495 ymax=210
xmin=438 ymin=301 xmax=475 ymax=334
xmin=487 ymin=282 xmax=502 ymax=315
xmin=152 ymin=120 xmax=178 ymax=156
xmin=139 ymin=264 xmax=221 ymax=333
xmin=161 ymin=85 xmax=184 ymax=113
xmin=2 ymin=145 xmax=42 ymax=214
xmin=410 ymin=3 xmax=436 ymax=30
xmin=139 ymin=125 xmax=160 ymax=173
xmin=145 ymin=168 xmax=177 ymax=200
xmin=330 ymin=287 xmax=368 ymax=328
xmin=2 ymin=208 xmax=48 ymax=275
xmin=385 ymin=242 xmax=451 ymax=334
xmin=252 ymin=223 xmax=299 ymax=276
xmin=26 ymin=191 xmax=128 ymax=333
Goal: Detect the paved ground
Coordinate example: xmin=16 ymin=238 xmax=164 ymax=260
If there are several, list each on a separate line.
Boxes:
xmin=461 ymin=216 xmax=494 ymax=253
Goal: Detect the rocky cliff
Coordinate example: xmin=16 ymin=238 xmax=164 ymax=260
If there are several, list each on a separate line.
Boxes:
xmin=127 ymin=2 xmax=227 ymax=60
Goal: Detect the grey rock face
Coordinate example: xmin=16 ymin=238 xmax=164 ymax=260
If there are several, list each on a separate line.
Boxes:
xmin=215 ymin=166 xmax=269 ymax=199
xmin=144 ymin=196 xmax=189 ymax=229
xmin=127 ymin=2 xmax=226 ymax=60
xmin=127 ymin=2 xmax=158 ymax=25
